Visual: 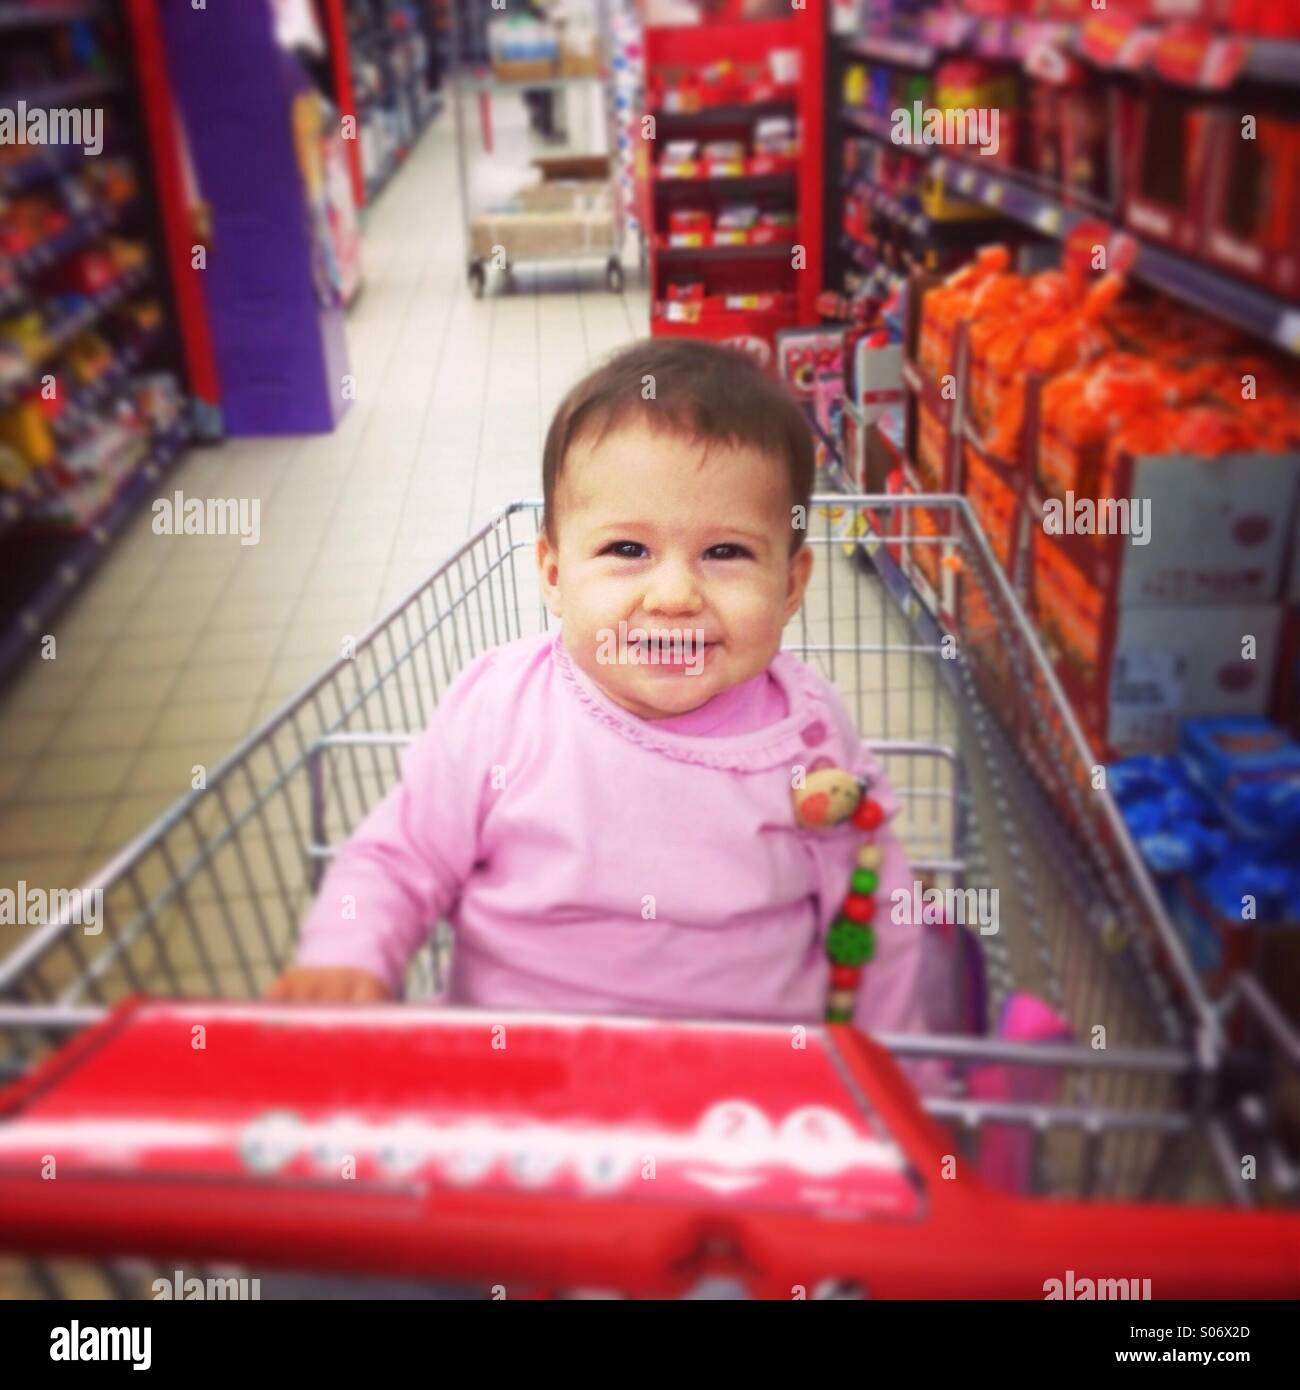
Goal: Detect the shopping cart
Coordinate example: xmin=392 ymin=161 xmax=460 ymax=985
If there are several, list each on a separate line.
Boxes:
xmin=1 ymin=495 xmax=1297 ymax=1300
xmin=448 ymin=0 xmax=628 ymax=296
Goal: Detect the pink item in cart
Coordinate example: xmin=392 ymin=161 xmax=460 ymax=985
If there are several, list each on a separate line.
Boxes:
xmin=968 ymin=993 xmax=1073 ymax=1194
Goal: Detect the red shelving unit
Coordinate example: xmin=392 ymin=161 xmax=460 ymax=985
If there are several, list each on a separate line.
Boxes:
xmin=641 ymin=0 xmax=824 ymax=369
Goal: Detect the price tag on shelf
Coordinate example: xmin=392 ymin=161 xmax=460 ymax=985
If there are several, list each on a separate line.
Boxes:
xmin=714 ymin=229 xmax=747 ymax=245
xmin=1034 ymin=204 xmax=1062 ymax=235
xmin=1276 ymin=310 xmax=1300 ymax=357
xmin=957 ymin=168 xmax=977 ymax=194
xmin=669 ymin=232 xmax=704 ymax=248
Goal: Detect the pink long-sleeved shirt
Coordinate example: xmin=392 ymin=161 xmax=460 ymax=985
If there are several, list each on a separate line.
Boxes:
xmin=295 ymin=628 xmax=923 ymax=1033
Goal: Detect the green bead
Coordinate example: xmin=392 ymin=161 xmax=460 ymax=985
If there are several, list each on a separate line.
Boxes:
xmin=826 ymin=918 xmax=873 ymax=967
xmin=826 ymin=1009 xmax=853 ymax=1024
xmin=851 ymin=868 xmax=879 ymax=896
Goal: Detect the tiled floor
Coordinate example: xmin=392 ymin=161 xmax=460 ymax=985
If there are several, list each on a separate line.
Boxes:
xmin=0 ymin=109 xmax=649 ymax=895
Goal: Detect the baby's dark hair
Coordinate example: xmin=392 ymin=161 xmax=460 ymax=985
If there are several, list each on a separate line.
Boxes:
xmin=541 ymin=338 xmax=814 ymax=551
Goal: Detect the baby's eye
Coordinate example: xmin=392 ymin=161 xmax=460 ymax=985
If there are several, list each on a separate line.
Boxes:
xmin=602 ymin=540 xmax=648 ymax=560
xmin=704 ymin=543 xmax=753 ymax=561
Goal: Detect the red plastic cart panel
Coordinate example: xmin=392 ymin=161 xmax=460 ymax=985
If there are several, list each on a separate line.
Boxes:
xmin=0 ymin=1001 xmax=924 ymax=1221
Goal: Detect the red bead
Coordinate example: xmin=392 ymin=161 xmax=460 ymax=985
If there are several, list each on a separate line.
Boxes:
xmin=852 ymin=798 xmax=884 ymax=831
xmin=831 ymin=964 xmax=861 ymax=989
xmin=842 ymin=893 xmax=874 ymax=922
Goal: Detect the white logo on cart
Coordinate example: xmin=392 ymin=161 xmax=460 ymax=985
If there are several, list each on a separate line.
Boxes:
xmin=1042 ymin=492 xmax=1151 ymax=546
xmin=151 ymin=489 xmax=261 ymax=546
xmin=50 ymin=1323 xmax=150 ymax=1370
xmin=891 ymin=103 xmax=1001 ymax=158
xmin=890 ymin=881 xmax=999 ymax=935
xmin=0 ymin=881 xmax=102 ymax=935
xmin=0 ymin=103 xmax=103 ymax=156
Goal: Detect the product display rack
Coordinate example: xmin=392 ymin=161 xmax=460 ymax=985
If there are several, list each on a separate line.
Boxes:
xmin=642 ymin=0 xmax=825 ymax=366
xmin=320 ymin=0 xmax=444 ymax=211
xmin=827 ymin=6 xmax=1300 ymax=358
xmin=0 ymin=0 xmax=194 ymax=687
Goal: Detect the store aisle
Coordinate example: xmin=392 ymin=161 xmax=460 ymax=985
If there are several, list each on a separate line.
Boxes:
xmin=0 ymin=113 xmax=650 ymax=892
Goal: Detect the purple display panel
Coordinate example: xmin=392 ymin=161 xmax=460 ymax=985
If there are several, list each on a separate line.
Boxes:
xmin=157 ymin=0 xmax=351 ymax=434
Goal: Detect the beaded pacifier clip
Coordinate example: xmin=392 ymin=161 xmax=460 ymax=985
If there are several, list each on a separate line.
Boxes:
xmin=792 ymin=768 xmax=885 ymax=1023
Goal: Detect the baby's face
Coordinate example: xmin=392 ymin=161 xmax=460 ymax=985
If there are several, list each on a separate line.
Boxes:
xmin=537 ymin=417 xmax=813 ymax=721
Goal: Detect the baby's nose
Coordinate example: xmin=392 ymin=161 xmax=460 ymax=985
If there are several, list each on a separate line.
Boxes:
xmin=642 ymin=560 xmax=703 ymax=615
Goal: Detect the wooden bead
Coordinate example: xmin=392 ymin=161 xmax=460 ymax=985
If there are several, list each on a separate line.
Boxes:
xmin=828 ymin=987 xmax=856 ymax=1015
xmin=856 ymin=843 xmax=883 ymax=870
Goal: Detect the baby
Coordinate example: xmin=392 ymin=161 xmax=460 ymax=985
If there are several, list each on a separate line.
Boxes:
xmin=269 ymin=339 xmax=923 ymax=1034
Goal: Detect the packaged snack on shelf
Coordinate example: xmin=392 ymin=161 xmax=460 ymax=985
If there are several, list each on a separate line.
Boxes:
xmin=1032 ymin=526 xmax=1286 ymax=756
xmin=0 ymin=396 xmax=55 ymax=467
xmin=916 ymin=244 xmax=1010 ymax=390
xmin=964 ymin=441 xmax=1028 ymax=583
xmin=1180 ymin=716 xmax=1300 ymax=849
xmin=1201 ymin=106 xmax=1300 ymax=300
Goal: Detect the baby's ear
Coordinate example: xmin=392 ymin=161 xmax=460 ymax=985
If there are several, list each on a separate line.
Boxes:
xmin=784 ymin=542 xmax=814 ymax=618
xmin=536 ymin=532 xmax=563 ymax=619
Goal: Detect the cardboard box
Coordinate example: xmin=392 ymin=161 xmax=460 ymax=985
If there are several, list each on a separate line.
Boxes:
xmin=532 ymin=156 xmax=610 ymax=182
xmin=493 ymin=57 xmax=557 ymax=83
xmin=1031 ymin=449 xmax=1300 ymax=608
xmin=470 ymin=208 xmax=613 ymax=260
xmin=1032 ymin=534 xmax=1285 ymax=755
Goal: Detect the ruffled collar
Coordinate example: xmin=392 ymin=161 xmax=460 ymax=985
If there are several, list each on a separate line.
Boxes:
xmin=549 ymin=628 xmax=840 ymax=773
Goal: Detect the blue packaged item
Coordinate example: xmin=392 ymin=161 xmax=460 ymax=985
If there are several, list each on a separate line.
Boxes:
xmin=1180 ymin=717 xmax=1300 ymax=849
xmin=1108 ymin=754 xmax=1187 ymax=806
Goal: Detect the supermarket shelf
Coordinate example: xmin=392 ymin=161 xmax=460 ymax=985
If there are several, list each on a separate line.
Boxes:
xmin=925 ymin=154 xmax=1300 ymax=357
xmin=10 ymin=196 xmax=140 ymax=277
xmin=0 ymin=1 xmax=101 ymax=29
xmin=0 ymin=421 xmax=189 ymax=684
xmin=362 ymin=92 xmax=440 ymax=206
xmin=1 ymin=73 xmax=120 ymax=107
xmin=654 ymin=170 xmax=795 ymax=192
xmin=842 ymin=31 xmax=936 ymax=70
xmin=0 ymin=139 xmax=115 ymax=193
xmin=655 ymin=238 xmax=794 ymax=260
xmin=0 ymin=327 xmax=165 ymax=540
xmin=841 ymin=19 xmax=1300 ymax=90
xmin=837 ymin=102 xmax=1300 ymax=356
xmin=842 ymin=107 xmax=897 ymax=144
xmin=650 ymin=97 xmax=798 ymax=125
xmin=0 ymin=262 xmax=152 ymax=408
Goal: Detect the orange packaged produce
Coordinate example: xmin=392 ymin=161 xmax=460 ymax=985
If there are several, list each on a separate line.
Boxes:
xmin=1038 ymin=352 xmax=1199 ymax=502
xmin=917 ymin=244 xmax=1010 ymax=387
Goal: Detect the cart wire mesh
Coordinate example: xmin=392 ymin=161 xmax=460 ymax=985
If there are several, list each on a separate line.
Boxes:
xmin=1 ymin=495 xmax=1296 ymax=1293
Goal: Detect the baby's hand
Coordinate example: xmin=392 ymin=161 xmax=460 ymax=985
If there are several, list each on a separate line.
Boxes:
xmin=265 ymin=966 xmax=393 ymax=1003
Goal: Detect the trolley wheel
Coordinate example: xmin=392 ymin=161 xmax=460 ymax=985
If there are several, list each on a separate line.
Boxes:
xmin=468 ymin=262 xmax=486 ymax=298
xmin=606 ymin=258 xmax=624 ymax=294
